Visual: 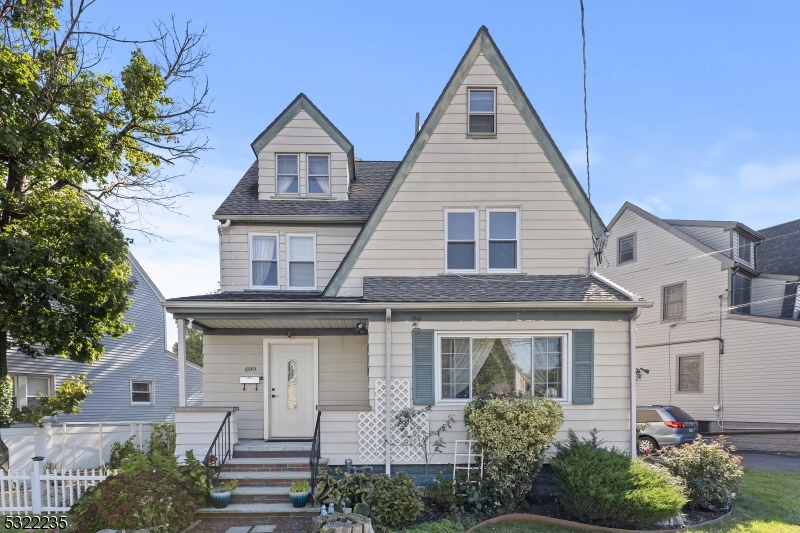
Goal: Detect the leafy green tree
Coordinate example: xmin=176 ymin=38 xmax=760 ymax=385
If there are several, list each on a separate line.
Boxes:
xmin=171 ymin=326 xmax=203 ymax=367
xmin=10 ymin=374 xmax=93 ymax=427
xmin=0 ymin=0 xmax=210 ymax=422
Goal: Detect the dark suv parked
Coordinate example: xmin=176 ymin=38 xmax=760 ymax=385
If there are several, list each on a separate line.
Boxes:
xmin=636 ymin=405 xmax=699 ymax=454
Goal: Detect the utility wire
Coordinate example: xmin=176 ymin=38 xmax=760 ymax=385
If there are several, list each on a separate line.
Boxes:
xmin=580 ymin=0 xmax=593 ymax=245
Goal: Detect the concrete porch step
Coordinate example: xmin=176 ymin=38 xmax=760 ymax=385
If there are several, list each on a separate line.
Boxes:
xmin=219 ymin=470 xmax=312 ymax=487
xmin=229 ymin=486 xmax=294 ymax=504
xmin=233 ymin=440 xmax=313 ymax=458
xmin=222 ymin=457 xmax=327 ymax=472
xmin=197 ymin=502 xmax=318 ymax=520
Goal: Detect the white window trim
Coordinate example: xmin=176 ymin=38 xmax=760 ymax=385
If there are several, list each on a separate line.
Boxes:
xmin=617 ymin=232 xmax=637 ymax=265
xmin=130 ymin=379 xmax=155 ymax=406
xmin=275 ymin=153 xmax=300 ymax=195
xmin=661 ymin=281 xmax=687 ymax=322
xmin=486 ymin=209 xmax=521 ymax=273
xmin=444 ymin=209 xmax=479 ymax=273
xmin=467 ymin=87 xmax=497 ymax=137
xmin=286 ymin=233 xmax=317 ymax=290
xmin=307 ymin=154 xmax=331 ymax=196
xmin=434 ymin=331 xmax=572 ymax=405
xmin=249 ymin=232 xmax=280 ymax=290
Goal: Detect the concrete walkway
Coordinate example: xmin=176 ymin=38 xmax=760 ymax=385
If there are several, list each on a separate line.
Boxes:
xmin=738 ymin=452 xmax=800 ymax=473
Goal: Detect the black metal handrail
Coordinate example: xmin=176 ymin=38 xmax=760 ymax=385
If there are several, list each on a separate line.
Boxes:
xmin=204 ymin=411 xmax=232 ymax=486
xmin=309 ymin=410 xmax=322 ymax=490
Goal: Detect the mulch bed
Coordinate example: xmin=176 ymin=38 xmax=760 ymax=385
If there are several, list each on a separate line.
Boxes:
xmin=415 ymin=497 xmax=731 ymax=531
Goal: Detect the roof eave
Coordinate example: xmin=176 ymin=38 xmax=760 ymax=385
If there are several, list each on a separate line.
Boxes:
xmin=212 ymin=214 xmax=368 ymax=224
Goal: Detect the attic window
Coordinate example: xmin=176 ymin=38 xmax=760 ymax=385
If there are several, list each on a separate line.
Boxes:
xmin=277 ymin=154 xmax=299 ymax=194
xmin=468 ymin=89 xmax=496 ymax=135
xmin=308 ymin=155 xmax=330 ymax=195
xmin=738 ymin=234 xmax=752 ymax=263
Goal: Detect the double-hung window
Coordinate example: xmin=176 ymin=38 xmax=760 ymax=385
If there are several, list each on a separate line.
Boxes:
xmin=131 ymin=380 xmax=154 ymax=405
xmin=277 ymin=154 xmax=299 ymax=194
xmin=731 ymin=273 xmax=752 ymax=314
xmin=468 ymin=89 xmax=496 ymax=135
xmin=662 ymin=283 xmax=686 ymax=321
xmin=446 ymin=211 xmax=477 ymax=272
xmin=25 ymin=376 xmax=51 ymax=407
xmin=251 ymin=234 xmax=278 ymax=289
xmin=678 ymin=355 xmax=702 ymax=392
xmin=487 ymin=210 xmax=519 ymax=271
xmin=738 ymin=234 xmax=752 ymax=264
xmin=439 ymin=335 xmax=568 ymax=401
xmin=287 ymin=235 xmax=316 ymax=289
xmin=618 ymin=234 xmax=636 ymax=264
xmin=308 ymin=155 xmax=330 ymax=195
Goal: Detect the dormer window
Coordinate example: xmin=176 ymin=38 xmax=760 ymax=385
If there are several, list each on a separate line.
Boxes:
xmin=468 ymin=88 xmax=496 ymax=135
xmin=308 ymin=155 xmax=330 ymax=195
xmin=277 ymin=154 xmax=299 ymax=194
xmin=738 ymin=234 xmax=752 ymax=263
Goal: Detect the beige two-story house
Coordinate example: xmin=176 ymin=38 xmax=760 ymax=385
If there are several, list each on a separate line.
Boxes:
xmin=605 ymin=203 xmax=800 ymax=452
xmin=165 ymin=27 xmax=650 ymax=475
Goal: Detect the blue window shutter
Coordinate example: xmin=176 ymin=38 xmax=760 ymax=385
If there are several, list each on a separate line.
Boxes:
xmin=412 ymin=329 xmax=435 ymax=405
xmin=572 ymin=329 xmax=594 ymax=405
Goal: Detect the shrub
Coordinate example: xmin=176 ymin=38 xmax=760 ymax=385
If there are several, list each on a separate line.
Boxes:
xmin=108 ymin=437 xmax=138 ymax=469
xmin=399 ymin=519 xmax=466 ymax=533
xmin=550 ymin=429 xmax=687 ymax=528
xmin=649 ymin=436 xmax=743 ymax=510
xmin=367 ymin=472 xmax=423 ymax=528
xmin=463 ymin=393 xmax=563 ymax=509
xmin=423 ymin=472 xmax=498 ymax=514
xmin=0 ymin=375 xmax=12 ymax=426
xmin=148 ymin=422 xmax=176 ymax=457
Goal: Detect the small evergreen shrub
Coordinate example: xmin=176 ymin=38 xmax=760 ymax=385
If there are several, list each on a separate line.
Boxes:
xmin=108 ymin=437 xmax=138 ymax=469
xmin=649 ymin=436 xmax=743 ymax=510
xmin=463 ymin=393 xmax=563 ymax=509
xmin=550 ymin=429 xmax=686 ymax=528
xmin=423 ymin=472 xmax=497 ymax=514
xmin=367 ymin=472 xmax=423 ymax=528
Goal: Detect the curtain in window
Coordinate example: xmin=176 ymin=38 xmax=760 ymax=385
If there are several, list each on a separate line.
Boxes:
xmin=277 ymin=155 xmax=298 ymax=175
xmin=277 ymin=155 xmax=298 ymax=193
xmin=308 ymin=156 xmax=328 ymax=175
xmin=501 ymin=338 xmax=532 ymax=391
xmin=252 ymin=236 xmax=276 ymax=260
xmin=471 ymin=338 xmax=531 ymax=396
xmin=533 ymin=338 xmax=562 ymax=398
xmin=469 ymin=90 xmax=495 ymax=112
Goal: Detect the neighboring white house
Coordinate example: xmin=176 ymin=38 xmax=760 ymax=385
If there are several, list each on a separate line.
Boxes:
xmin=165 ymin=26 xmax=650 ymax=472
xmin=7 ymin=254 xmax=203 ymax=422
xmin=604 ymin=202 xmax=800 ymax=452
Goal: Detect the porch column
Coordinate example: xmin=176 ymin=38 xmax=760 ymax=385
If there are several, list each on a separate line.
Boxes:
xmin=177 ymin=318 xmax=187 ymax=407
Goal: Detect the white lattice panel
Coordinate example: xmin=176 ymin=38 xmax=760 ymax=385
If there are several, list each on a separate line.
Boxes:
xmin=358 ymin=379 xmax=428 ymax=464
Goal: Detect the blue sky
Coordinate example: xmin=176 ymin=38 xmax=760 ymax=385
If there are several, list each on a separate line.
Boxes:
xmin=86 ymin=1 xmax=800 ymax=340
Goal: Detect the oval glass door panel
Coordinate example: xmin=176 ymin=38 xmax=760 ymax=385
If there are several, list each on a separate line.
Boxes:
xmin=287 ymin=359 xmax=298 ymax=410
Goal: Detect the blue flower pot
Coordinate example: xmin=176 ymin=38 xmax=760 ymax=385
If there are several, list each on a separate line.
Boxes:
xmin=289 ymin=490 xmax=310 ymax=508
xmin=210 ymin=490 xmax=232 ymax=509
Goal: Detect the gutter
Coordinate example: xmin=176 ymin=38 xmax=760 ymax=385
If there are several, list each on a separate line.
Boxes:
xmin=590 ymin=271 xmax=639 ymax=302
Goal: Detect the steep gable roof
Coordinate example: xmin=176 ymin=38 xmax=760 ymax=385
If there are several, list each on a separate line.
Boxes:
xmin=607 ymin=202 xmax=735 ymax=268
xmin=664 ymin=219 xmax=765 ymax=242
xmin=324 ymin=26 xmax=605 ymax=297
xmin=250 ymin=93 xmax=356 ymax=182
xmin=758 ymin=217 xmax=800 ymax=276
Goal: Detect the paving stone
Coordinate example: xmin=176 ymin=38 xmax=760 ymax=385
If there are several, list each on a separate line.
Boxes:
xmin=252 ymin=526 xmax=277 ymax=533
xmin=224 ymin=527 xmax=252 ymax=533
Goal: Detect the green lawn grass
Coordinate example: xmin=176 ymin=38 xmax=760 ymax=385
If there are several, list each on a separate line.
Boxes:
xmin=470 ymin=469 xmax=800 ymax=533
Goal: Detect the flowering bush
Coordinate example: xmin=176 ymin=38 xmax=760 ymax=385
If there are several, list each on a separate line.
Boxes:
xmin=463 ymin=393 xmax=563 ymax=509
xmin=648 ymin=436 xmax=743 ymax=510
xmin=550 ymin=429 xmax=687 ymax=528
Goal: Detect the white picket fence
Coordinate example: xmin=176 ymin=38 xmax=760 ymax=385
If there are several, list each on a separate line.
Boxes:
xmin=0 ymin=460 xmax=114 ymax=514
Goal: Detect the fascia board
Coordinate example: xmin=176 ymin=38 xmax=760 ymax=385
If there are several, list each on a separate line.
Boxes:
xmin=211 ymin=214 xmax=367 ymax=225
xmin=323 ymin=26 xmax=606 ymax=297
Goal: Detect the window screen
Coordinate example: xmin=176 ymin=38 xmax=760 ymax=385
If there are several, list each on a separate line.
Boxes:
xmin=663 ymin=284 xmax=685 ymax=320
xmin=678 ymin=355 xmax=701 ymax=391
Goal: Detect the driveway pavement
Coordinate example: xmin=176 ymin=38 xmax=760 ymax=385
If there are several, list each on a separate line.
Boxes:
xmin=738 ymin=452 xmax=800 ymax=473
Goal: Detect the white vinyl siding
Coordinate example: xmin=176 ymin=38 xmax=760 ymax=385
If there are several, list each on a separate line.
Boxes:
xmin=249 ymin=233 xmax=279 ymax=289
xmin=445 ymin=210 xmax=478 ymax=272
xmin=287 ymin=234 xmax=317 ymax=290
xmin=257 ymin=111 xmax=349 ymax=200
xmin=337 ymin=54 xmax=595 ymax=296
xmin=487 ymin=210 xmax=520 ymax=272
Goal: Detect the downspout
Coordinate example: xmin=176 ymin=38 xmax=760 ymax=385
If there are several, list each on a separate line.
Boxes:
xmin=218 ymin=220 xmax=231 ymax=290
xmin=630 ymin=307 xmax=641 ymax=458
xmin=385 ymin=309 xmax=392 ymax=476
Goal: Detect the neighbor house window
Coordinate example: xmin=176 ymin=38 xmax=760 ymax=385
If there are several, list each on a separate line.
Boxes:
xmin=678 ymin=355 xmax=702 ymax=392
xmin=662 ymin=283 xmax=686 ymax=321
xmin=308 ymin=155 xmax=330 ymax=195
xmin=446 ymin=211 xmax=477 ymax=272
xmin=131 ymin=380 xmax=154 ymax=405
xmin=618 ymin=234 xmax=636 ymax=264
xmin=251 ymin=234 xmax=278 ymax=289
xmin=731 ymin=273 xmax=752 ymax=314
xmin=487 ymin=210 xmax=519 ymax=271
xmin=25 ymin=376 xmax=51 ymax=407
xmin=737 ymin=234 xmax=752 ymax=263
xmin=277 ymin=154 xmax=299 ymax=194
xmin=439 ymin=336 xmax=567 ymax=401
xmin=468 ymin=89 xmax=496 ymax=135
xmin=287 ymin=234 xmax=316 ymax=289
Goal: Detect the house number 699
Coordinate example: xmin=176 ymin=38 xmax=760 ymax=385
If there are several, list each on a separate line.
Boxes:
xmin=244 ymin=366 xmax=257 ymax=372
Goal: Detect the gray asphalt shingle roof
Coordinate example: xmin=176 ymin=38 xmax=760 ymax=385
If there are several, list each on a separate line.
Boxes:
xmin=362 ymin=275 xmax=630 ymax=302
xmin=758 ymin=218 xmax=800 ymax=276
xmin=214 ymin=160 xmax=399 ymax=218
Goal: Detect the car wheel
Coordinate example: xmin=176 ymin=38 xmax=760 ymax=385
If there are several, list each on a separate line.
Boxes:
xmin=638 ymin=436 xmax=658 ymax=455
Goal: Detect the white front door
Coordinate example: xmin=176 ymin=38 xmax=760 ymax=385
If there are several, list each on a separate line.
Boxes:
xmin=269 ymin=343 xmax=315 ymax=439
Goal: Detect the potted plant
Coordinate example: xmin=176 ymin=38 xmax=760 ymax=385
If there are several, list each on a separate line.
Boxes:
xmin=290 ymin=479 xmax=311 ymax=508
xmin=210 ymin=479 xmax=238 ymax=509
